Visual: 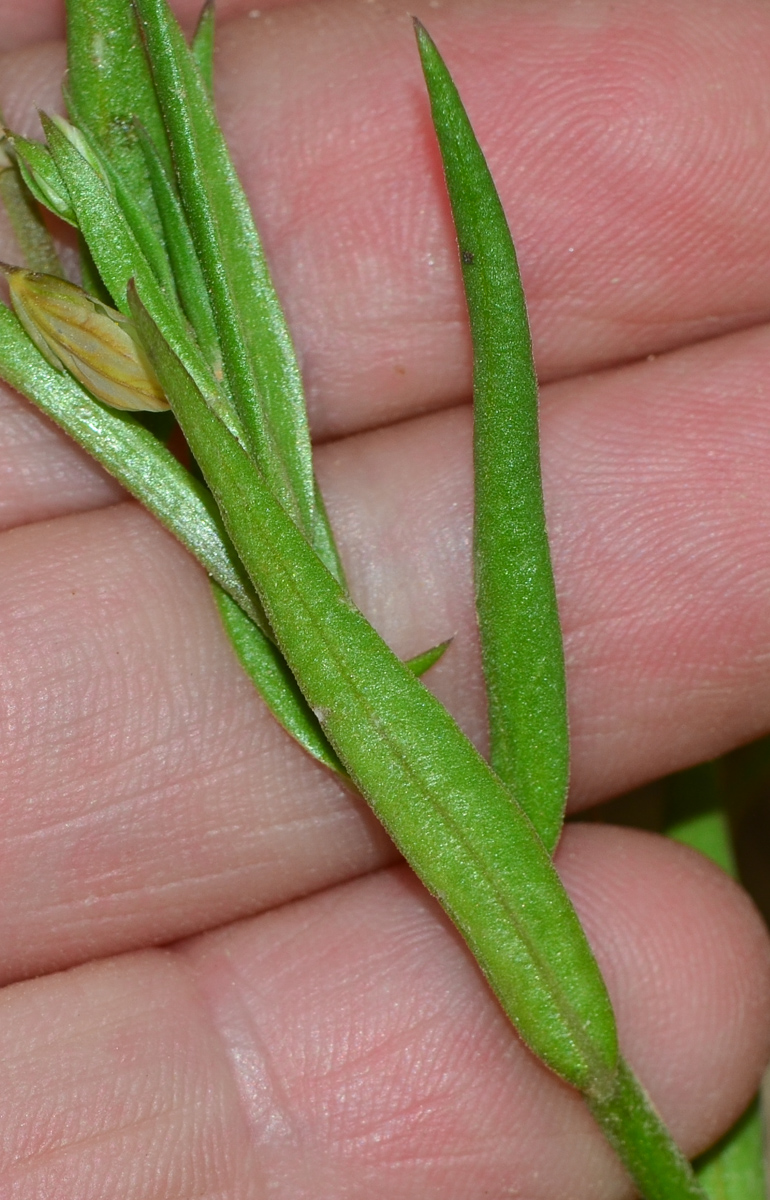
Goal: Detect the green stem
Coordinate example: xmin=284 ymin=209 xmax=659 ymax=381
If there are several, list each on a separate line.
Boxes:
xmin=589 ymin=1058 xmax=708 ymax=1200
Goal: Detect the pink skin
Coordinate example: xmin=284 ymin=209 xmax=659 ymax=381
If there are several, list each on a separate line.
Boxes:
xmin=0 ymin=0 xmax=767 ymax=1194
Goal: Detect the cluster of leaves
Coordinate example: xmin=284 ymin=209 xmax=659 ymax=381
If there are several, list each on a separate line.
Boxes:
xmin=0 ymin=0 xmax=740 ymax=1194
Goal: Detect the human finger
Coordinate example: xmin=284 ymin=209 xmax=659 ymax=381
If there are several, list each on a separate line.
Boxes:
xmin=0 ymin=827 xmax=766 ymax=1197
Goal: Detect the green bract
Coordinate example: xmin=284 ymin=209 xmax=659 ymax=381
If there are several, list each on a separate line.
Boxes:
xmin=0 ymin=2 xmax=715 ymax=1196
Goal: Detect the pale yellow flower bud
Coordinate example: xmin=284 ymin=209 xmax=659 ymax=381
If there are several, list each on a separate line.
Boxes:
xmin=1 ymin=266 xmax=169 ymax=412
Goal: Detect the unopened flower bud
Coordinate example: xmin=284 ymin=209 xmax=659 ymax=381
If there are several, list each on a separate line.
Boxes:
xmin=1 ymin=266 xmax=169 ymax=412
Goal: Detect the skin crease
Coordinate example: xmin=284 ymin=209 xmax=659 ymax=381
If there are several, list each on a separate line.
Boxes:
xmin=0 ymin=0 xmax=767 ymax=1194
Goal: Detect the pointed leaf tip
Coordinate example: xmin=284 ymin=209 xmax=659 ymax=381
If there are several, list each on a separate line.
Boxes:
xmin=412 ymin=16 xmax=432 ymax=46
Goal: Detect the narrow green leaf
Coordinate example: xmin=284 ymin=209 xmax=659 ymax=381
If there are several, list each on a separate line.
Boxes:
xmin=52 ymin=115 xmax=178 ymax=298
xmin=65 ymin=0 xmax=173 ymax=228
xmin=131 ymin=282 xmax=620 ymax=1097
xmin=43 ymin=114 xmax=165 ymax=315
xmin=135 ymin=119 xmax=223 ymax=378
xmin=43 ymin=115 xmax=244 ymax=441
xmin=132 ymin=0 xmax=318 ymax=538
xmin=415 ymin=22 xmax=569 ymax=855
xmin=0 ymin=300 xmax=262 ymax=628
xmin=213 ymin=583 xmax=347 ymax=776
xmin=0 ymin=152 xmax=63 ymax=275
xmin=191 ymin=0 xmax=215 ymax=96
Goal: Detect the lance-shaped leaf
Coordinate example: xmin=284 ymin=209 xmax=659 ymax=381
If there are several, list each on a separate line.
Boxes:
xmin=415 ymin=23 xmax=569 ymax=855
xmin=130 ymin=281 xmax=621 ymax=1098
xmin=50 ymin=114 xmax=178 ymax=300
xmin=65 ymin=0 xmax=173 ymax=234
xmin=43 ymin=114 xmax=244 ymax=441
xmin=135 ymin=120 xmax=223 ymax=379
xmin=415 ymin=26 xmax=708 ymax=1195
xmin=131 ymin=0 xmax=318 ymax=541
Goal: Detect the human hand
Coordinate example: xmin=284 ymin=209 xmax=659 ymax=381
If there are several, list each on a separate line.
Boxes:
xmin=0 ymin=0 xmax=768 ymax=1195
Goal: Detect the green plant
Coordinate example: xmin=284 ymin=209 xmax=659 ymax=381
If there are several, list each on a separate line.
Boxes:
xmin=0 ymin=1 xmax=763 ymax=1195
